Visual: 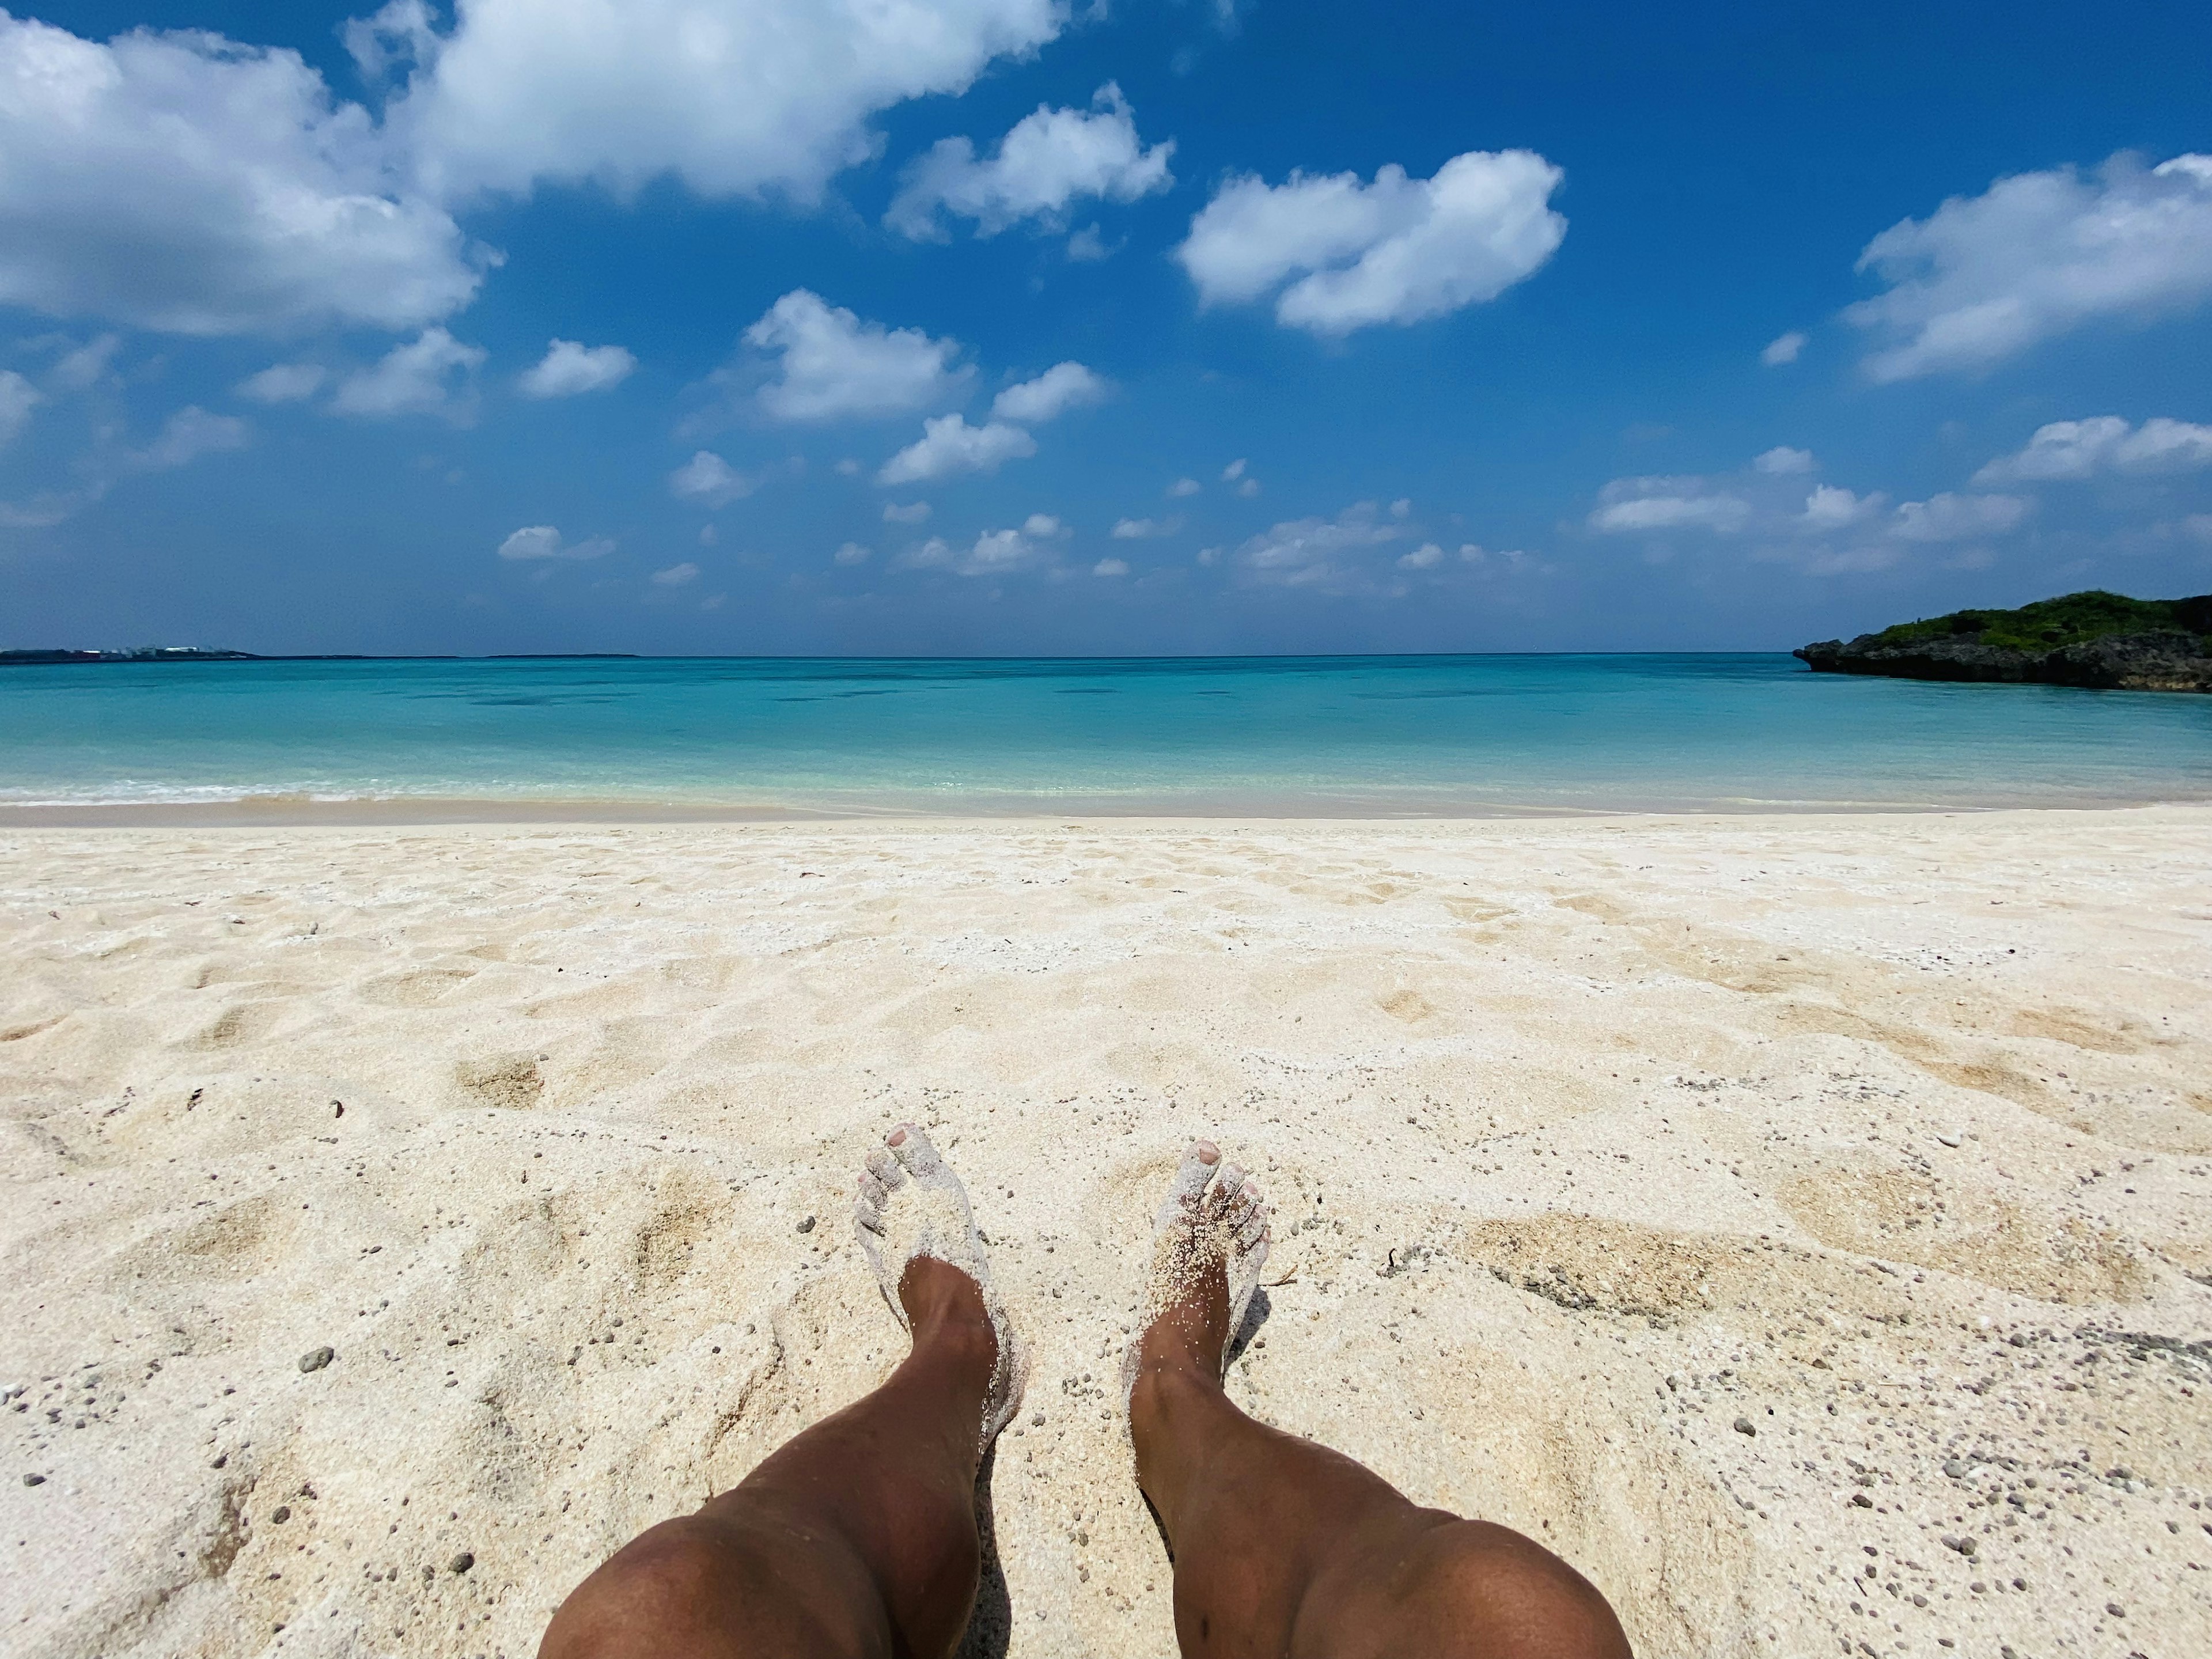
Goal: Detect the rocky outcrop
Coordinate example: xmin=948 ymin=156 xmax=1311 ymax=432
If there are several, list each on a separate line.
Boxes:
xmin=1797 ymin=630 xmax=2212 ymax=692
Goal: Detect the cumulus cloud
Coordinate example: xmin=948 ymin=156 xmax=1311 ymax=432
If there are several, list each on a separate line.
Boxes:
xmin=1588 ymin=483 xmax=1753 ymax=535
xmin=1093 ymin=556 xmax=1129 ymax=577
xmin=0 ymin=14 xmax=482 ymax=336
xmin=1111 ymin=515 xmax=1181 ymax=539
xmin=744 ymin=290 xmax=967 ymax=422
xmin=1397 ymin=543 xmax=1443 ymax=569
xmin=51 ymin=334 xmax=123 ymax=391
xmin=1798 ymin=483 xmax=1887 ymax=532
xmin=1168 ymin=476 xmax=1202 ymax=498
xmin=1589 ymin=450 xmax=2033 ymax=574
xmin=497 ymin=524 xmax=615 ymax=561
xmin=0 ymin=370 xmax=39 ymax=446
xmin=382 ymin=0 xmax=1064 ymax=203
xmin=1848 ymin=152 xmax=2212 ymax=381
xmin=650 ymin=561 xmax=700 ymax=585
xmin=990 ymin=362 xmax=1107 ymax=424
xmin=899 ymin=522 xmax=1056 ymax=577
xmin=882 ymin=500 xmax=932 ymax=524
xmin=1232 ymin=502 xmax=1407 ymax=588
xmin=1176 ymin=149 xmax=1566 ymax=335
xmin=877 ymin=414 xmax=1036 ymax=485
xmin=1974 ymin=415 xmax=2212 ymax=483
xmin=236 ymin=363 xmax=327 ymax=404
xmin=669 ymin=450 xmax=756 ymax=508
xmin=133 ymin=406 xmax=249 ymax=469
xmin=1890 ymin=492 xmax=2031 ymax=542
xmin=1761 ymin=330 xmax=1807 ymax=366
xmin=331 ymin=327 xmax=486 ymax=419
xmin=1753 ymin=446 xmax=1816 ymax=475
xmin=520 ymin=339 xmax=637 ymax=398
xmin=834 ymin=541 xmax=872 ymax=565
xmin=887 ymin=83 xmax=1173 ymax=240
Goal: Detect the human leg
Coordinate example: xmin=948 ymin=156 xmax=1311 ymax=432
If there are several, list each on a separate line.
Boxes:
xmin=541 ymin=1127 xmax=1021 ymax=1659
xmin=1129 ymin=1143 xmax=1631 ymax=1659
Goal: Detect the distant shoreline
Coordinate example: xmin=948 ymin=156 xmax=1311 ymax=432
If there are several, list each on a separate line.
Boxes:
xmin=6 ymin=794 xmax=2210 ymax=829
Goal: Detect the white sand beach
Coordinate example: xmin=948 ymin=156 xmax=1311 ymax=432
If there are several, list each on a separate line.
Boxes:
xmin=3 ymin=809 xmax=2210 ymax=1659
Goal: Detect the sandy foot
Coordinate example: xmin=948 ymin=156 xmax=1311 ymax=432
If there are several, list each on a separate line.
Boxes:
xmin=1132 ymin=1141 xmax=1274 ymax=1392
xmin=854 ymin=1124 xmax=1025 ymax=1442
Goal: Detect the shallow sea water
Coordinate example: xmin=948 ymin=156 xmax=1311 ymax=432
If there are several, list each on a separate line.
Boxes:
xmin=2 ymin=654 xmax=2209 ymax=813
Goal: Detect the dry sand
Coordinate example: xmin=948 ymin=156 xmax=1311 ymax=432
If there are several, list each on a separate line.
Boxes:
xmin=3 ymin=810 xmax=2210 ymax=1659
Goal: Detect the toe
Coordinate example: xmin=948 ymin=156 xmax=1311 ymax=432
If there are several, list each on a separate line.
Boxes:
xmin=888 ymin=1124 xmax=946 ymax=1179
xmin=1237 ymin=1203 xmax=1271 ymax=1251
xmin=865 ymin=1147 xmax=904 ymax=1189
xmin=1163 ymin=1142 xmax=1220 ymax=1217
xmin=854 ymin=1197 xmax=886 ymax=1234
xmin=858 ymin=1169 xmax=889 ymax=1207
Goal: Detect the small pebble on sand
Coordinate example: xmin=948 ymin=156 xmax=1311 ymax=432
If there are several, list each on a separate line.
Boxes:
xmin=298 ymin=1347 xmax=334 ymax=1374
xmin=451 ymin=1552 xmax=475 ymax=1575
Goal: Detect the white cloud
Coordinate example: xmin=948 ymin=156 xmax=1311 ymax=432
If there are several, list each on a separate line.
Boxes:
xmin=1589 ymin=483 xmax=1753 ymax=535
xmin=669 ymin=450 xmax=755 ymax=508
xmin=1589 ymin=452 xmax=2034 ymax=575
xmin=877 ymin=414 xmax=1036 ymax=484
xmin=1236 ymin=477 xmax=1260 ymax=498
xmin=1022 ymin=513 xmax=1065 ymax=537
xmin=0 ymin=15 xmax=481 ymax=336
xmin=520 ymin=339 xmax=637 ymax=399
xmin=1168 ymin=476 xmax=1202 ymax=498
xmin=236 ymin=363 xmax=327 ymax=404
xmin=651 ymin=560 xmax=700 ymax=586
xmin=0 ymin=370 xmax=39 ymax=446
xmin=1761 ymin=330 xmax=1807 ymax=366
xmin=1889 ymin=492 xmax=2031 ymax=542
xmin=744 ymin=290 xmax=967 ymax=422
xmin=1176 ymin=149 xmax=1566 ymax=335
xmin=882 ymin=500 xmax=932 ymax=524
xmin=497 ymin=525 xmax=615 ymax=561
xmin=1093 ymin=556 xmax=1129 ymax=577
xmin=1112 ymin=515 xmax=1181 ymax=539
xmin=834 ymin=540 xmax=872 ymax=565
xmin=1065 ymin=223 xmax=1114 ymax=262
xmin=887 ymin=83 xmax=1173 ymax=239
xmin=1397 ymin=542 xmax=1444 ymax=569
xmin=383 ymin=0 xmax=1065 ymax=203
xmin=991 ymin=362 xmax=1108 ymax=424
xmin=134 ymin=406 xmax=249 ymax=470
xmin=1974 ymin=415 xmax=2212 ymax=483
xmin=899 ymin=524 xmax=1055 ymax=577
xmin=1798 ymin=484 xmax=1887 ymax=531
xmin=52 ymin=334 xmax=122 ymax=391
xmin=1849 ymin=152 xmax=2212 ymax=381
xmin=1753 ymin=445 xmax=1816 ymax=475
xmin=1221 ymin=458 xmax=1247 ymax=480
xmin=332 ymin=327 xmax=486 ymax=419
xmin=1233 ymin=502 xmax=1406 ymax=588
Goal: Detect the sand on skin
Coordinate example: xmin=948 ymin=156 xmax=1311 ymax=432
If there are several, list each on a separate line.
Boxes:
xmin=1 ymin=809 xmax=2209 ymax=1659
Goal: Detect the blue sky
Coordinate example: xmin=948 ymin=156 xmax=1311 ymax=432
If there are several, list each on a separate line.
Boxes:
xmin=3 ymin=0 xmax=2210 ymax=655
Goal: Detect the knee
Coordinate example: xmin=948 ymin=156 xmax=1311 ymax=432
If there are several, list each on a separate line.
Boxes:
xmin=1391 ymin=1520 xmax=1631 ymax=1659
xmin=541 ymin=1518 xmax=740 ymax=1659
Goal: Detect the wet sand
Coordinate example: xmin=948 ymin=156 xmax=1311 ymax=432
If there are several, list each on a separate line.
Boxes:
xmin=3 ymin=810 xmax=2209 ymax=1658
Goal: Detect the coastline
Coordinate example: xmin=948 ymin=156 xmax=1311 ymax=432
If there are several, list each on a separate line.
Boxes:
xmin=6 ymin=786 xmax=2212 ymax=827
xmin=5 ymin=809 xmax=2210 ymax=1657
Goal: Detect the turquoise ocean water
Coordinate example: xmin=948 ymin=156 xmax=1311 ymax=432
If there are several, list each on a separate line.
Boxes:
xmin=2 ymin=654 xmax=2209 ymax=815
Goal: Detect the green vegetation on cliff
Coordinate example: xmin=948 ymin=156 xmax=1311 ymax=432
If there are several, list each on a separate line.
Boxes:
xmin=1863 ymin=590 xmax=2212 ymax=654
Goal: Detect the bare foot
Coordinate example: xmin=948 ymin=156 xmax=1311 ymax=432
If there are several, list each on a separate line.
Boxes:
xmin=1128 ymin=1141 xmax=1273 ymax=1398
xmin=853 ymin=1124 xmax=1027 ymax=1444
